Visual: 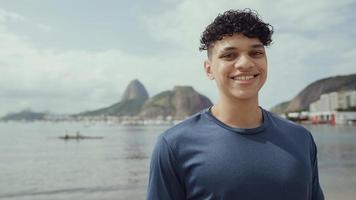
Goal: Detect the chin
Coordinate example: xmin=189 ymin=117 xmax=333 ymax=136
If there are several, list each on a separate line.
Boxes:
xmin=229 ymin=90 xmax=259 ymax=101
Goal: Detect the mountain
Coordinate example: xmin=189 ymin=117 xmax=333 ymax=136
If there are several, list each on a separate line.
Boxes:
xmin=1 ymin=109 xmax=46 ymax=121
xmin=139 ymin=86 xmax=212 ymax=119
xmin=271 ymin=74 xmax=356 ymax=113
xmin=270 ymin=101 xmax=290 ymax=114
xmin=121 ymin=79 xmax=149 ymax=101
xmin=78 ymin=79 xmax=149 ymax=116
xmin=3 ymin=80 xmax=213 ymax=120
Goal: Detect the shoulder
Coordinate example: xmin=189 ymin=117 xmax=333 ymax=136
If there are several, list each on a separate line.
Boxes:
xmin=265 ymin=109 xmax=313 ymax=140
xmin=265 ymin=110 xmax=317 ymax=156
xmin=159 ymin=110 xmax=206 ymax=148
xmin=267 ymin=110 xmax=309 ymax=132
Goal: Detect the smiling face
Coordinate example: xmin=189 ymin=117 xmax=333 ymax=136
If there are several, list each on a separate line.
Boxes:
xmin=204 ymin=34 xmax=268 ymax=102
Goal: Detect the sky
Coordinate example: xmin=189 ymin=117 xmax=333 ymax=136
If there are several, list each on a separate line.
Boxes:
xmin=0 ymin=0 xmax=355 ymax=116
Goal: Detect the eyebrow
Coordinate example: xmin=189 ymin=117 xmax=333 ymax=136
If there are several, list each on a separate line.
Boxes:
xmin=251 ymin=44 xmax=265 ymax=49
xmin=221 ymin=44 xmax=264 ymax=51
xmin=251 ymin=44 xmax=264 ymax=49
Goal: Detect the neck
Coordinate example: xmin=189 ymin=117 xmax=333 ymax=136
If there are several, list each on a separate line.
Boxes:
xmin=211 ymin=95 xmax=262 ymax=129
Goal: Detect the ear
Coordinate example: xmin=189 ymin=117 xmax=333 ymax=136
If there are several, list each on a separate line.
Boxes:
xmin=204 ymin=60 xmax=214 ymax=80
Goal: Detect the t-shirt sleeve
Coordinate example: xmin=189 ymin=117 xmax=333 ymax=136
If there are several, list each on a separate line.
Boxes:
xmin=147 ymin=135 xmax=185 ymax=200
xmin=310 ymin=136 xmax=325 ymax=200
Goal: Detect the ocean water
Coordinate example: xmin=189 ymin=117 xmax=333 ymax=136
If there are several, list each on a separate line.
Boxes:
xmin=0 ymin=122 xmax=355 ymax=200
xmin=307 ymin=124 xmax=356 ymax=200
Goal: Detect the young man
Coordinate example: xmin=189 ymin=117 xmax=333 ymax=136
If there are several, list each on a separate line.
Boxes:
xmin=147 ymin=9 xmax=324 ymax=200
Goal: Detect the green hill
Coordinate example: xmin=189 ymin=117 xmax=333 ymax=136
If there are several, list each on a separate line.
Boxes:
xmin=77 ymin=79 xmax=149 ymax=117
xmin=1 ymin=109 xmax=46 ymax=121
xmin=139 ymin=86 xmax=212 ymax=119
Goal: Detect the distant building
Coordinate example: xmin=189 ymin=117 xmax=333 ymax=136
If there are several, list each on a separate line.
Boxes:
xmin=309 ymin=90 xmax=356 ymax=124
xmin=309 ymin=90 xmax=356 ymax=112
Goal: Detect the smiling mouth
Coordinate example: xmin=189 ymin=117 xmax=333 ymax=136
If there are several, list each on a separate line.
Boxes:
xmin=230 ymin=74 xmax=259 ymax=81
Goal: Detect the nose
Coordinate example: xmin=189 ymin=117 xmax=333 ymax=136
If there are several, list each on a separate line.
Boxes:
xmin=234 ymin=55 xmax=254 ymax=70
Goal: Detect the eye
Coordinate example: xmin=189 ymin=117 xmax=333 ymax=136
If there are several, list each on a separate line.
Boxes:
xmin=220 ymin=53 xmax=236 ymax=60
xmin=250 ymin=51 xmax=265 ymax=57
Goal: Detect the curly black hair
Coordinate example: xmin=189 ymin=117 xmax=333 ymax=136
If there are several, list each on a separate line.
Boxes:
xmin=199 ymin=9 xmax=273 ymax=54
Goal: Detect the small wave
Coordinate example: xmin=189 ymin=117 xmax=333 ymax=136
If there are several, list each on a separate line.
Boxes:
xmin=0 ymin=184 xmax=139 ymax=199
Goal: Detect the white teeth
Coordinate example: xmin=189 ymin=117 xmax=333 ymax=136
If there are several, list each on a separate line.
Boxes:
xmin=233 ymin=75 xmax=255 ymax=80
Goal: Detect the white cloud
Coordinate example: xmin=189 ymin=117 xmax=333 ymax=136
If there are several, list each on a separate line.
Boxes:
xmin=36 ymin=23 xmax=51 ymax=32
xmin=0 ymin=8 xmax=25 ymax=23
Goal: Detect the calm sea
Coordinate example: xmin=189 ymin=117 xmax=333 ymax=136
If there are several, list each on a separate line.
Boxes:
xmin=0 ymin=122 xmax=355 ymax=200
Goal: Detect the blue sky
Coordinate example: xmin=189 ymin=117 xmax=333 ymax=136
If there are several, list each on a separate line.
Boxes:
xmin=0 ymin=0 xmax=355 ymax=116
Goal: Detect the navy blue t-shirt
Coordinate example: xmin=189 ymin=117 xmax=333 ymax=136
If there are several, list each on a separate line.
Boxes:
xmin=147 ymin=107 xmax=324 ymax=200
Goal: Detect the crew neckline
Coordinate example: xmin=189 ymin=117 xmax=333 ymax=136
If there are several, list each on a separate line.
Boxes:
xmin=203 ymin=106 xmax=269 ymax=134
